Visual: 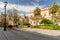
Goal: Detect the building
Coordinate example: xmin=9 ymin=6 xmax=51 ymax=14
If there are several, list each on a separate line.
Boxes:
xmin=0 ymin=14 xmax=14 ymax=27
xmin=41 ymin=8 xmax=52 ymax=20
xmin=28 ymin=8 xmax=52 ymax=26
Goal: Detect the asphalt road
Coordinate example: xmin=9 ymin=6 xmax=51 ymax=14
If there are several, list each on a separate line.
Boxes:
xmin=0 ymin=28 xmax=60 ymax=40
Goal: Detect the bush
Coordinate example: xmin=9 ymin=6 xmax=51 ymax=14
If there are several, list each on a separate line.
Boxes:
xmin=23 ymin=22 xmax=30 ymax=26
xmin=39 ymin=19 xmax=60 ymax=30
xmin=18 ymin=25 xmax=28 ymax=28
xmin=18 ymin=22 xmax=31 ymax=28
xmin=40 ymin=18 xmax=53 ymax=25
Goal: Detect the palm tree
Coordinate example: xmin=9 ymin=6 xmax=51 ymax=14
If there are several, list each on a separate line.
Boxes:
xmin=48 ymin=2 xmax=60 ymax=22
xmin=33 ymin=7 xmax=41 ymax=25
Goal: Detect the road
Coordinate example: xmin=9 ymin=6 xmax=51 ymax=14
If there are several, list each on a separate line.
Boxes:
xmin=0 ymin=28 xmax=60 ymax=40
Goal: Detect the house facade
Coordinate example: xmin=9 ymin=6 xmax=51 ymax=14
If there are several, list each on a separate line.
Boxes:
xmin=28 ymin=8 xmax=52 ymax=26
xmin=41 ymin=8 xmax=52 ymax=20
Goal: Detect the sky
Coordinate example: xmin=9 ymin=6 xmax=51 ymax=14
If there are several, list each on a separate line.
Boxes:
xmin=0 ymin=0 xmax=60 ymax=15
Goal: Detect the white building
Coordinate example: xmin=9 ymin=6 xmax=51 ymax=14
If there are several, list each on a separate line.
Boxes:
xmin=28 ymin=8 xmax=52 ymax=26
xmin=41 ymin=8 xmax=52 ymax=20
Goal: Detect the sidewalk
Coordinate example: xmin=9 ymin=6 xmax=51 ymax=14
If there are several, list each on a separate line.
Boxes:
xmin=0 ymin=28 xmax=7 ymax=40
xmin=16 ymin=28 xmax=60 ymax=36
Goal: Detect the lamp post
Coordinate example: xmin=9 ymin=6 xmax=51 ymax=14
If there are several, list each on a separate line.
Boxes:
xmin=4 ymin=1 xmax=7 ymax=31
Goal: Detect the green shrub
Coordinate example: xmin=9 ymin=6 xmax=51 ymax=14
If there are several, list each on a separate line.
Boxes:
xmin=23 ymin=22 xmax=30 ymax=26
xmin=30 ymin=25 xmax=35 ymax=28
xmin=18 ymin=22 xmax=31 ymax=28
xmin=18 ymin=25 xmax=28 ymax=28
xmin=40 ymin=18 xmax=53 ymax=25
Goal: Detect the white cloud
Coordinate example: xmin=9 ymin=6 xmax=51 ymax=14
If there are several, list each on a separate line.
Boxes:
xmin=0 ymin=1 xmax=45 ymax=14
xmin=0 ymin=2 xmax=4 ymax=9
xmin=0 ymin=2 xmax=36 ymax=12
xmin=17 ymin=5 xmax=36 ymax=12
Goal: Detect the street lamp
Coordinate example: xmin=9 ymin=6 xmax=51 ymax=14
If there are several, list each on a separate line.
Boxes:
xmin=4 ymin=1 xmax=7 ymax=31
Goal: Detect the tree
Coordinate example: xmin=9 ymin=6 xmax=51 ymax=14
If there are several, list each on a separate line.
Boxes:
xmin=7 ymin=8 xmax=19 ymax=27
xmin=33 ymin=7 xmax=41 ymax=16
xmin=7 ymin=9 xmax=13 ymax=22
xmin=7 ymin=9 xmax=13 ymax=17
xmin=24 ymin=15 xmax=29 ymax=23
xmin=12 ymin=8 xmax=19 ymax=26
xmin=33 ymin=7 xmax=41 ymax=25
xmin=49 ymin=2 xmax=60 ymax=21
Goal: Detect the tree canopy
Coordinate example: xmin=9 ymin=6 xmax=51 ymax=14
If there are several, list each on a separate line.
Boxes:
xmin=7 ymin=8 xmax=19 ymax=25
xmin=33 ymin=7 xmax=41 ymax=16
xmin=49 ymin=2 xmax=60 ymax=14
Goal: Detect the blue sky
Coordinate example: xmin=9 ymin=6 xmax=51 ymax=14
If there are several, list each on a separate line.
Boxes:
xmin=0 ymin=0 xmax=60 ymax=7
xmin=0 ymin=0 xmax=60 ymax=15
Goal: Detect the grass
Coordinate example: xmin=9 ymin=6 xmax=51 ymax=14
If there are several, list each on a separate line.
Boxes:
xmin=29 ymin=24 xmax=60 ymax=30
xmin=32 ymin=24 xmax=60 ymax=30
xmin=18 ymin=24 xmax=60 ymax=30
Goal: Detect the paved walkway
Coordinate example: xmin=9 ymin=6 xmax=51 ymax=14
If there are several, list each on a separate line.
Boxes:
xmin=0 ymin=28 xmax=60 ymax=40
xmin=0 ymin=28 xmax=8 ymax=40
xmin=16 ymin=28 xmax=60 ymax=36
